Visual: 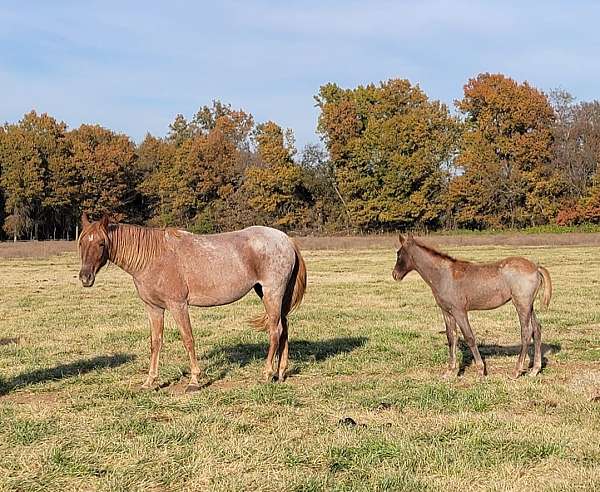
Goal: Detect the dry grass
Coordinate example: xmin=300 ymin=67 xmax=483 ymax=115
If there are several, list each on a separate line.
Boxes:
xmin=0 ymin=244 xmax=599 ymax=491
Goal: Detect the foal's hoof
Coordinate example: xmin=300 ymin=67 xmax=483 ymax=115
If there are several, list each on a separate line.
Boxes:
xmin=140 ymin=383 xmax=158 ymax=391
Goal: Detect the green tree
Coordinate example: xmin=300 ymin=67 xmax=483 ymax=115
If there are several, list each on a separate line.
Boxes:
xmin=244 ymin=122 xmax=312 ymax=229
xmin=316 ymin=79 xmax=459 ymax=231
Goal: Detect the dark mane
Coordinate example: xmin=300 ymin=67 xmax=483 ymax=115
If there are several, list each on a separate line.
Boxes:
xmin=413 ymin=239 xmax=456 ymax=262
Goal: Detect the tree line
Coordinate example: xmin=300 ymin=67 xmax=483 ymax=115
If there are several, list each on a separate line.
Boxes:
xmin=1 ymin=72 xmax=599 ymax=240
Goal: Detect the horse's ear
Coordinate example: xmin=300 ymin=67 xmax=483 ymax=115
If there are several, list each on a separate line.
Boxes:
xmin=82 ymin=211 xmax=90 ymax=227
xmin=398 ymin=234 xmax=405 ymax=245
xmin=99 ymin=215 xmax=109 ymax=231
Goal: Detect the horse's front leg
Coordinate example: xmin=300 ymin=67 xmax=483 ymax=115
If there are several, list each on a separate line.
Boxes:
xmin=442 ymin=310 xmax=458 ymax=378
xmin=169 ymin=302 xmax=203 ymax=392
xmin=141 ymin=304 xmax=165 ymax=389
xmin=454 ymin=310 xmax=487 ymax=376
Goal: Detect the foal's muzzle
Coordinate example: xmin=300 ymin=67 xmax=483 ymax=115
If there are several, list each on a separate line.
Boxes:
xmin=79 ymin=271 xmax=95 ymax=287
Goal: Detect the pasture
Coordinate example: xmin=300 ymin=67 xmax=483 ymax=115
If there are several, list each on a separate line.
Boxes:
xmin=0 ymin=238 xmax=599 ymax=491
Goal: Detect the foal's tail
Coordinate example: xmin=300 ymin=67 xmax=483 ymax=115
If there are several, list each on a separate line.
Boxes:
xmin=250 ymin=240 xmax=307 ymax=331
xmin=537 ymin=265 xmax=552 ymax=309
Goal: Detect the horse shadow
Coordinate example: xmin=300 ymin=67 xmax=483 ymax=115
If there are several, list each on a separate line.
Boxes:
xmin=0 ymin=353 xmax=135 ymax=396
xmin=204 ymin=336 xmax=368 ymax=380
xmin=457 ymin=341 xmax=561 ymax=375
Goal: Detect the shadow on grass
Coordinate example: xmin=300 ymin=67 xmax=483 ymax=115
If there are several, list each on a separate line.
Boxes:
xmin=458 ymin=341 xmax=561 ymax=375
xmin=0 ymin=353 xmax=135 ymax=396
xmin=205 ymin=336 xmax=368 ymax=380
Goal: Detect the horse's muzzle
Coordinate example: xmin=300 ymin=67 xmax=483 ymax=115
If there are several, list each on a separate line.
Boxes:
xmin=392 ymin=269 xmax=403 ymax=281
xmin=79 ymin=271 xmax=95 ymax=287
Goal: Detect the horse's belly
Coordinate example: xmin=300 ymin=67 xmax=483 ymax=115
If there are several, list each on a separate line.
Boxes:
xmin=467 ymin=288 xmax=511 ymax=310
xmin=186 ymin=275 xmax=256 ymax=307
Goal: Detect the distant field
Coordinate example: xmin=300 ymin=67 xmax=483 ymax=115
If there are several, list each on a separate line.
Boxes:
xmin=4 ymin=229 xmax=600 ymax=258
xmin=1 ymin=243 xmax=599 ymax=490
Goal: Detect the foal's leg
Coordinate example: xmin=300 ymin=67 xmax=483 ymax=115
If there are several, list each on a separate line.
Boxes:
xmin=513 ymin=305 xmax=533 ymax=379
xmin=530 ymin=311 xmax=543 ymax=376
xmin=453 ymin=310 xmax=486 ymax=376
xmin=261 ymin=292 xmax=283 ymax=382
xmin=442 ymin=311 xmax=459 ymax=378
xmin=276 ymin=317 xmax=289 ymax=382
xmin=169 ymin=302 xmax=203 ymax=391
xmin=141 ymin=304 xmax=165 ymax=389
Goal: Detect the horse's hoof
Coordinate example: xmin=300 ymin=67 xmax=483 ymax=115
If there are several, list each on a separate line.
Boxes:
xmin=140 ymin=383 xmax=158 ymax=391
xmin=510 ymin=369 xmax=524 ymax=380
xmin=442 ymin=369 xmax=458 ymax=380
xmin=528 ymin=368 xmax=541 ymax=377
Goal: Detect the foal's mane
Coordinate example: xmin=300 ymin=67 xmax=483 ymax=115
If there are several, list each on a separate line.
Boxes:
xmin=412 ymin=239 xmax=456 ymax=262
xmin=108 ymin=223 xmax=167 ymax=271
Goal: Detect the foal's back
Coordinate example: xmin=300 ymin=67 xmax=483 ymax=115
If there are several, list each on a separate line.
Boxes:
xmin=449 ymin=256 xmax=540 ymax=310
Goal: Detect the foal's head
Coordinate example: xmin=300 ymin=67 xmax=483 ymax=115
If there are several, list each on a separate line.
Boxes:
xmin=78 ymin=212 xmax=111 ymax=287
xmin=392 ymin=234 xmax=415 ymax=281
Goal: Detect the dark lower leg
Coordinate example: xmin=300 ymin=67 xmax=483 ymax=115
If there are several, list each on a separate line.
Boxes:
xmin=531 ymin=312 xmax=542 ymax=375
xmin=455 ymin=311 xmax=486 ymax=376
xmin=276 ymin=318 xmax=289 ymax=381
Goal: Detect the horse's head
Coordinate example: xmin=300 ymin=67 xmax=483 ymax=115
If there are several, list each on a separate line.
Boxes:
xmin=78 ymin=212 xmax=111 ymax=287
xmin=392 ymin=234 xmax=415 ymax=281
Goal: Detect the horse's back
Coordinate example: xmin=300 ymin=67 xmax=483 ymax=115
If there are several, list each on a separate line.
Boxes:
xmin=166 ymin=226 xmax=296 ymax=306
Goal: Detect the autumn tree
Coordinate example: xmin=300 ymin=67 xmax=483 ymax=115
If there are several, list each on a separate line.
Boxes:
xmin=449 ymin=73 xmax=555 ymax=228
xmin=0 ymin=111 xmax=72 ymax=239
xmin=68 ymin=124 xmax=138 ymax=221
xmin=139 ymin=104 xmax=256 ymax=231
xmin=316 ymin=79 xmax=459 ymax=231
xmin=244 ymin=122 xmax=313 ymax=229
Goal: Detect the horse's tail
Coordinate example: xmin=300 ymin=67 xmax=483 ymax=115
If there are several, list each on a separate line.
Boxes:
xmin=250 ymin=240 xmax=307 ymax=331
xmin=537 ymin=265 xmax=552 ymax=309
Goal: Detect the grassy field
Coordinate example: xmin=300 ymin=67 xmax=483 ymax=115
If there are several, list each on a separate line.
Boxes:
xmin=0 ymin=242 xmax=599 ymax=491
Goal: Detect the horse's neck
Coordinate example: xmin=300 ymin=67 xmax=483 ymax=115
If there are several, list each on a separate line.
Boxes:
xmin=410 ymin=244 xmax=449 ymax=288
xmin=108 ymin=224 xmax=164 ymax=275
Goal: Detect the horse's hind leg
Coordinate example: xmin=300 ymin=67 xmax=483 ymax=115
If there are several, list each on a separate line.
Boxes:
xmin=530 ymin=311 xmax=542 ymax=376
xmin=261 ymin=290 xmax=283 ymax=382
xmin=169 ymin=302 xmax=203 ymax=391
xmin=277 ymin=317 xmax=289 ymax=381
xmin=442 ymin=310 xmax=459 ymax=378
xmin=513 ymin=304 xmax=533 ymax=379
xmin=453 ymin=310 xmax=486 ymax=376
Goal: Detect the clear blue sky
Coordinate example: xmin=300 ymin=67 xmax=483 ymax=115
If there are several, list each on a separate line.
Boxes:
xmin=2 ymin=1 xmax=598 ymax=150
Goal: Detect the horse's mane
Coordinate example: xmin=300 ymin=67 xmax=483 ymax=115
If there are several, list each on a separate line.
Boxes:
xmin=412 ymin=239 xmax=456 ymax=262
xmin=108 ymin=223 xmax=167 ymax=271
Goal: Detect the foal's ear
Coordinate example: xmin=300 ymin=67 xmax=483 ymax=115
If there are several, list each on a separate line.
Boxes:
xmin=82 ymin=211 xmax=90 ymax=227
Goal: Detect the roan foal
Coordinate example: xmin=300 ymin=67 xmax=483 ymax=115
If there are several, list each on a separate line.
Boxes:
xmin=78 ymin=213 xmax=306 ymax=391
xmin=392 ymin=235 xmax=552 ymax=378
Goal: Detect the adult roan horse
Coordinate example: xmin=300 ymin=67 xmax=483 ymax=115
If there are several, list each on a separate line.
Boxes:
xmin=78 ymin=213 xmax=306 ymax=391
xmin=392 ymin=235 xmax=552 ymax=378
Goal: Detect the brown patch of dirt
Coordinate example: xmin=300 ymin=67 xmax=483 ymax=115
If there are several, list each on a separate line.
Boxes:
xmin=0 ymin=240 xmax=75 ymax=258
xmin=2 ymin=391 xmax=60 ymax=406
